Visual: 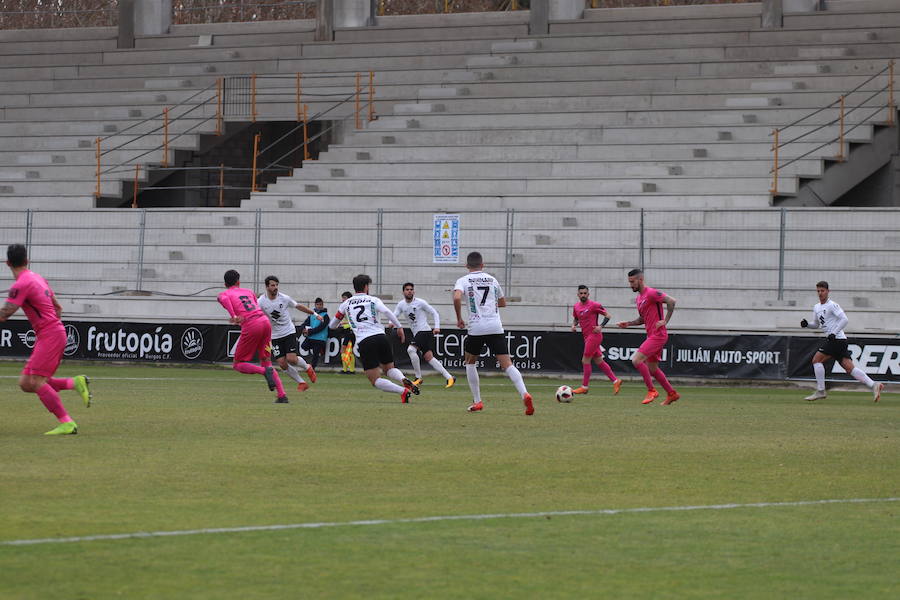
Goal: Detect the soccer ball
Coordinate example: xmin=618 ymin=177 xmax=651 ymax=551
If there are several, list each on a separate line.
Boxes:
xmin=556 ymin=385 xmax=574 ymax=403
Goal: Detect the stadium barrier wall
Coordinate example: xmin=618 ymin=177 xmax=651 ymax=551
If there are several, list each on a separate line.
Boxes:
xmin=1 ymin=320 xmax=897 ymax=383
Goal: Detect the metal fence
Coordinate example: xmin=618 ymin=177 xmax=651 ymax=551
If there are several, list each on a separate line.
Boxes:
xmin=1 ymin=208 xmax=897 ymax=313
xmin=0 ymin=0 xmax=764 ymax=30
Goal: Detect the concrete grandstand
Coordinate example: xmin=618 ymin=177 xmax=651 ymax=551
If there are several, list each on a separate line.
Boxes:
xmin=0 ymin=0 xmax=898 ymax=334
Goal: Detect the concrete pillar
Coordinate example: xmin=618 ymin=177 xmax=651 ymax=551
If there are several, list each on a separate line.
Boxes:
xmin=761 ymin=0 xmax=783 ymax=29
xmin=134 ymin=0 xmax=171 ymax=36
xmin=549 ymin=0 xmax=584 ymax=21
xmin=316 ymin=0 xmax=334 ymax=41
xmin=530 ymin=0 xmax=549 ymax=35
xmin=118 ymin=0 xmax=134 ymax=49
xmin=334 ymin=0 xmax=374 ymax=28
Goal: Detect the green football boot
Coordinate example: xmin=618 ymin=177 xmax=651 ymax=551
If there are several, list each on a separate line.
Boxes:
xmin=73 ymin=375 xmax=92 ymax=408
xmin=44 ymin=421 xmax=78 ymax=436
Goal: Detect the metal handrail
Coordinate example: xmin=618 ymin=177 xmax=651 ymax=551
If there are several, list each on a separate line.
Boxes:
xmin=770 ymin=60 xmax=895 ymax=193
xmin=96 ymin=72 xmax=378 ymax=205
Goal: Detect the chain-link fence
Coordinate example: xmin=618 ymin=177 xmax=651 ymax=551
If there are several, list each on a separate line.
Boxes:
xmin=2 ymin=208 xmax=897 ymax=316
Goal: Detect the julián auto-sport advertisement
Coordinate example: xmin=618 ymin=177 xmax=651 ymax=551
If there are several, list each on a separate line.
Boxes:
xmin=0 ymin=320 xmax=896 ymax=383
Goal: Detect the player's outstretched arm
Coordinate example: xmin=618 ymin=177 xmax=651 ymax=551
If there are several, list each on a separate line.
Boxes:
xmin=0 ymin=301 xmax=19 ymax=322
xmin=618 ymin=316 xmax=644 ymax=328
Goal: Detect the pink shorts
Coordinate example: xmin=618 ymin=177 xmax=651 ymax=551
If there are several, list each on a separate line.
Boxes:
xmin=233 ymin=316 xmax=272 ymax=364
xmin=638 ymin=334 xmax=668 ymax=363
xmin=582 ymin=333 xmax=605 ymax=359
xmin=23 ymin=327 xmax=66 ymax=377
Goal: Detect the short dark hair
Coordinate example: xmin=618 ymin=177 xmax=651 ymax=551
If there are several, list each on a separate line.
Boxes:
xmin=402 ymin=282 xmax=414 ymax=290
xmin=627 ymin=268 xmax=643 ymax=277
xmin=264 ymin=275 xmax=279 ymax=286
xmin=577 ymin=284 xmax=589 ymax=291
xmin=314 ymin=297 xmax=323 ymax=304
xmin=353 ymin=274 xmax=372 ymax=293
xmin=341 ymin=291 xmax=352 ymax=299
xmin=6 ymin=244 xmax=27 ymax=268
xmin=816 ymin=281 xmax=829 ymax=289
xmin=466 ymin=251 xmax=483 ymax=268
xmin=224 ymin=269 xmax=240 ymax=287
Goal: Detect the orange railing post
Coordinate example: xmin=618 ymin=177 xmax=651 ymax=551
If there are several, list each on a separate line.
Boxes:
xmin=355 ymin=72 xmax=362 ymax=129
xmin=770 ymin=129 xmax=779 ymax=195
xmin=368 ymin=70 xmax=376 ymax=122
xmin=888 ymin=60 xmax=895 ymax=126
xmin=251 ymin=73 xmax=258 ymax=122
xmin=444 ymin=0 xmax=450 ymax=13
xmin=162 ymin=107 xmax=169 ymax=168
xmin=251 ymin=132 xmax=260 ymax=192
xmin=216 ymin=78 xmax=223 ymax=135
xmin=836 ymin=95 xmax=845 ymax=162
xmin=94 ymin=137 xmax=101 ymax=198
xmin=303 ymin=103 xmax=311 ymax=161
xmin=219 ymin=163 xmax=225 ymax=208
xmin=132 ymin=164 xmax=140 ymax=208
xmin=296 ymin=73 xmax=302 ymax=123
xmin=378 ymin=0 xmax=385 ymax=16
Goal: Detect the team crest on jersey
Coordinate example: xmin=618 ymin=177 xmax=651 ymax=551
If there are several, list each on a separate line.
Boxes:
xmin=8 ymin=288 xmax=17 ymax=299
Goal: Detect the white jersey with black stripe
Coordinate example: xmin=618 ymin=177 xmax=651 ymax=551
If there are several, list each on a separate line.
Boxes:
xmin=335 ymin=293 xmax=400 ymax=344
xmin=257 ymin=292 xmax=299 ymax=339
xmin=394 ymin=297 xmax=440 ymax=335
xmin=811 ymin=300 xmax=848 ymax=339
xmin=454 ymin=271 xmax=504 ymax=336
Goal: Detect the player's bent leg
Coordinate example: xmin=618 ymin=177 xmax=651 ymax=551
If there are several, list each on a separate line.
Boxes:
xmin=499 ymin=354 xmax=533 ymax=415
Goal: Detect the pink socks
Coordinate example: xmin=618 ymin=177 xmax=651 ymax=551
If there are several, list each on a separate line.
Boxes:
xmin=651 ymin=367 xmax=675 ymax=394
xmin=37 ymin=384 xmax=72 ymax=422
xmin=636 ymin=362 xmax=654 ymax=391
xmin=597 ymin=360 xmax=617 ymax=382
xmin=48 ymin=377 xmax=74 ymax=391
xmin=234 ymin=362 xmax=265 ymax=375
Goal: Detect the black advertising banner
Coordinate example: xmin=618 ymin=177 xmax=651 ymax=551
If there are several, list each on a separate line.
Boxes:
xmin=0 ymin=320 xmax=231 ymax=363
xmin=786 ymin=336 xmax=900 ymax=383
xmin=1 ymin=319 xmax=897 ymax=382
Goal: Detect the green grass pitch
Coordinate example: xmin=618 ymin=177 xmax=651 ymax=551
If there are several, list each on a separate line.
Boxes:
xmin=1 ymin=362 xmax=898 ymax=599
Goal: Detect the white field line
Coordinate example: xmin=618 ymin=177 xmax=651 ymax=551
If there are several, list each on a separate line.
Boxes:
xmin=2 ymin=497 xmax=897 ymax=547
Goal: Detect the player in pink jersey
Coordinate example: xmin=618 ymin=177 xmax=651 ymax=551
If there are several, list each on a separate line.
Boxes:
xmin=0 ymin=244 xmax=91 ymax=435
xmin=217 ymin=269 xmax=287 ymax=403
xmin=617 ymin=268 xmax=680 ymax=405
xmin=570 ymin=285 xmax=621 ymax=395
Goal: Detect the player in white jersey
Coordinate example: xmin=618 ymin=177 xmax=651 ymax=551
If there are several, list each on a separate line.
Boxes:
xmin=389 ymin=282 xmax=455 ymax=388
xmin=258 ymin=276 xmax=322 ymax=393
xmin=453 ymin=251 xmax=533 ymax=415
xmin=329 ymin=274 xmax=420 ymax=403
xmin=800 ymin=281 xmax=884 ymax=402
